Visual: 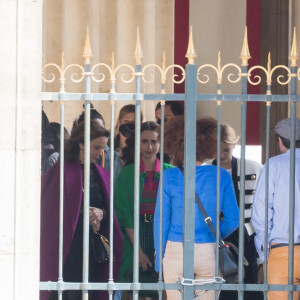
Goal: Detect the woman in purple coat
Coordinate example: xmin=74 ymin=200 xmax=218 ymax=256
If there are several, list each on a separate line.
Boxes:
xmin=40 ymin=121 xmax=122 ymax=300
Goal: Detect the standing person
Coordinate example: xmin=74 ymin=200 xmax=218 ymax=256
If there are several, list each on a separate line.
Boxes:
xmin=154 ymin=116 xmax=239 ymax=300
xmin=73 ymin=107 xmax=122 ymax=183
xmin=114 ymin=121 xmax=173 ymax=300
xmin=154 ymin=101 xmax=184 ymax=125
xmin=208 ymin=124 xmax=263 ymax=300
xmin=42 ymin=122 xmax=69 ymax=175
xmin=252 ymin=118 xmax=300 ymax=300
xmin=40 ymin=121 xmax=123 ymax=300
xmin=114 ymin=104 xmax=143 ymax=152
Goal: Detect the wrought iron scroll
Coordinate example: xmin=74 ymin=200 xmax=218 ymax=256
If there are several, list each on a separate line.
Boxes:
xmin=42 ymin=52 xmax=85 ymax=93
xmin=197 ymin=51 xmax=242 ymax=89
xmin=248 ymin=52 xmax=291 ymax=95
xmin=141 ymin=51 xmax=185 ymax=85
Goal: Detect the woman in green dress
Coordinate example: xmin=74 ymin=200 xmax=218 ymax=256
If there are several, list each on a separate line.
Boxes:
xmin=114 ymin=121 xmax=172 ymax=300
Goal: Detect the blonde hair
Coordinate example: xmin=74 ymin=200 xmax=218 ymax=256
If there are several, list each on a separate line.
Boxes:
xmin=221 ymin=124 xmax=240 ymax=144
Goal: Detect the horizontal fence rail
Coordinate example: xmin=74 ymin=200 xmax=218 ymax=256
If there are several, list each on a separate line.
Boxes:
xmin=40 ymin=27 xmax=300 ymax=300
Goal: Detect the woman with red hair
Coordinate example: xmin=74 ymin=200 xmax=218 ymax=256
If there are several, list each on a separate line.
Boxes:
xmin=154 ymin=116 xmax=239 ymax=300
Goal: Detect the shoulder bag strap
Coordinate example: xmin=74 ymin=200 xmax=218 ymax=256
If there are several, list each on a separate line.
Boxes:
xmin=179 ymin=167 xmax=225 ymax=249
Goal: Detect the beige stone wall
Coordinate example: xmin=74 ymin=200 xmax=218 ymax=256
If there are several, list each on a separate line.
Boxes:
xmin=42 ymin=0 xmax=175 ymax=130
xmin=0 ymin=0 xmax=42 ymax=299
xmin=190 ymin=0 xmax=246 ymax=139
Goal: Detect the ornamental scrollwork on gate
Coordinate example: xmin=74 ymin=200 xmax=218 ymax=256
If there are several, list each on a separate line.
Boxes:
xmin=90 ymin=52 xmax=136 ymax=86
xmin=247 ymin=52 xmax=291 ymax=94
xmin=42 ymin=52 xmax=85 ymax=93
xmin=197 ymin=51 xmax=242 ymax=86
xmin=141 ymin=51 xmax=185 ymax=85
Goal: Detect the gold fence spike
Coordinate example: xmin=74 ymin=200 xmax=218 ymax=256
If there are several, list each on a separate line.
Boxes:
xmin=185 ymin=26 xmax=197 ymax=64
xmin=267 ymin=52 xmax=271 ymax=72
xmin=162 ymin=50 xmax=166 ymax=71
xmin=61 ymin=52 xmax=65 ymax=70
xmin=83 ymin=27 xmax=92 ymax=64
xmin=240 ymin=27 xmax=251 ymax=66
xmin=111 ymin=51 xmax=115 ymax=71
xmin=135 ymin=27 xmax=143 ymax=65
xmin=289 ymin=27 xmax=299 ymax=67
xmin=218 ymin=51 xmax=221 ymax=71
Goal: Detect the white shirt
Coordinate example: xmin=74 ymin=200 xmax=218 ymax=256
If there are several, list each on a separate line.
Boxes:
xmin=252 ymin=149 xmax=300 ymax=262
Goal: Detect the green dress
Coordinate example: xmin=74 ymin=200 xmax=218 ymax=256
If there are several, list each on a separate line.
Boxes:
xmin=114 ymin=161 xmax=173 ymax=282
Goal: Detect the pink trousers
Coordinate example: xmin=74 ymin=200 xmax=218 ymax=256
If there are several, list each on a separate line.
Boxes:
xmin=163 ymin=241 xmax=217 ymax=300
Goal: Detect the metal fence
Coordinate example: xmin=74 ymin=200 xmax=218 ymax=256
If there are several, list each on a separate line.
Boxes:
xmin=40 ymin=26 xmax=300 ymax=300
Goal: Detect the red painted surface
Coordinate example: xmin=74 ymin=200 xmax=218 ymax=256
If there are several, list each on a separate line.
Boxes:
xmin=246 ymin=0 xmax=261 ymax=145
xmin=174 ymin=0 xmax=189 ymax=94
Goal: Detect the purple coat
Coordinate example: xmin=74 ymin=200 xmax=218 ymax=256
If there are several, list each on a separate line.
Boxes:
xmin=40 ymin=160 xmax=122 ymax=300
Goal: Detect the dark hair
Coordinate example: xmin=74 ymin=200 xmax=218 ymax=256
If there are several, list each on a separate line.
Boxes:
xmin=276 ymin=134 xmax=300 ymax=149
xmin=45 ymin=122 xmax=69 ymax=152
xmin=72 ymin=108 xmax=105 ymax=132
xmin=114 ymin=104 xmax=144 ymax=151
xmin=120 ymin=121 xmax=159 ymax=166
xmin=155 ymin=101 xmax=184 ymax=116
xmin=42 ymin=110 xmax=50 ymax=145
xmin=65 ymin=121 xmax=110 ymax=162
xmin=118 ymin=104 xmax=136 ymax=121
xmin=163 ymin=115 xmax=217 ymax=167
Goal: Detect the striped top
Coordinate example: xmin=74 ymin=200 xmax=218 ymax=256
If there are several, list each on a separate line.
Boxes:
xmin=140 ymin=158 xmax=160 ymax=214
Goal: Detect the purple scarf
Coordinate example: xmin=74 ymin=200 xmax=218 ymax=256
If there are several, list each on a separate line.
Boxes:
xmin=40 ymin=160 xmax=122 ymax=300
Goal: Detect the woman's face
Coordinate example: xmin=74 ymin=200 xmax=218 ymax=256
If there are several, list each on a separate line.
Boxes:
xmin=220 ymin=142 xmax=235 ymax=166
xmin=79 ymin=136 xmax=108 ymax=163
xmin=140 ymin=130 xmax=160 ymax=160
xmin=119 ymin=112 xmax=135 ymax=125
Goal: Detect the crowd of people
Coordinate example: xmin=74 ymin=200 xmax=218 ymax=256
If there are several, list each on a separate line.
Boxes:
xmin=40 ymin=102 xmax=300 ymax=300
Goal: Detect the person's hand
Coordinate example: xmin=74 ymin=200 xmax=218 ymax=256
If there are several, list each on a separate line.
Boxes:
xmin=89 ymin=207 xmax=103 ymax=232
xmin=139 ymin=248 xmax=152 ymax=271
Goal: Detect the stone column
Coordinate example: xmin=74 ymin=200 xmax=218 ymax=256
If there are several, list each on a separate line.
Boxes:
xmin=190 ymin=0 xmax=246 ymax=137
xmin=42 ymin=0 xmax=174 ymax=129
xmin=0 ymin=1 xmax=42 ymax=299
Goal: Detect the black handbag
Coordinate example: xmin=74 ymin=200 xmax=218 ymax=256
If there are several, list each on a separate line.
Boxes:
xmin=194 ymin=191 xmax=249 ymax=283
xmin=179 ymin=168 xmax=247 ymax=283
xmin=91 ymin=232 xmax=110 ymax=264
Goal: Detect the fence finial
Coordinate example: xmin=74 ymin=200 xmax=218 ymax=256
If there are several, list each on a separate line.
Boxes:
xmin=111 ymin=51 xmax=115 ymax=71
xmin=61 ymin=52 xmax=65 ymax=70
xmin=135 ymin=27 xmax=143 ymax=65
xmin=267 ymin=52 xmax=271 ymax=72
xmin=83 ymin=27 xmax=92 ymax=64
xmin=162 ymin=50 xmax=166 ymax=71
xmin=186 ymin=26 xmax=197 ymax=64
xmin=289 ymin=27 xmax=299 ymax=67
xmin=240 ymin=27 xmax=251 ymax=66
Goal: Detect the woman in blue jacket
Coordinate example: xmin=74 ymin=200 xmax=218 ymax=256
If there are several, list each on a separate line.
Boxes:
xmin=154 ymin=116 xmax=239 ymax=300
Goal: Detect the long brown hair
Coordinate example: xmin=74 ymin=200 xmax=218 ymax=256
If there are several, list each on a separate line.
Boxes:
xmin=120 ymin=121 xmax=159 ymax=166
xmin=65 ymin=121 xmax=109 ymax=162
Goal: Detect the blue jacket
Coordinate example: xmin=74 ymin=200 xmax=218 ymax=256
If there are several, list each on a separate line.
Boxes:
xmin=154 ymin=165 xmax=239 ymax=271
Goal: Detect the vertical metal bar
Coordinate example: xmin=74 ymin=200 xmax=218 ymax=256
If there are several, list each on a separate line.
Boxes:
xmin=158 ymin=100 xmax=165 ymax=300
xmin=215 ymin=100 xmax=221 ymax=300
xmin=108 ymin=98 xmax=115 ymax=300
xmin=57 ymin=102 xmax=65 ymax=300
xmin=183 ymin=63 xmax=197 ymax=300
xmin=288 ymin=0 xmax=293 ymax=95
xmin=238 ymin=63 xmax=248 ymax=300
xmin=82 ymin=62 xmax=91 ymax=300
xmin=133 ymin=62 xmax=142 ymax=300
xmin=263 ymin=102 xmax=271 ymax=300
xmin=288 ymin=64 xmax=297 ymax=300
